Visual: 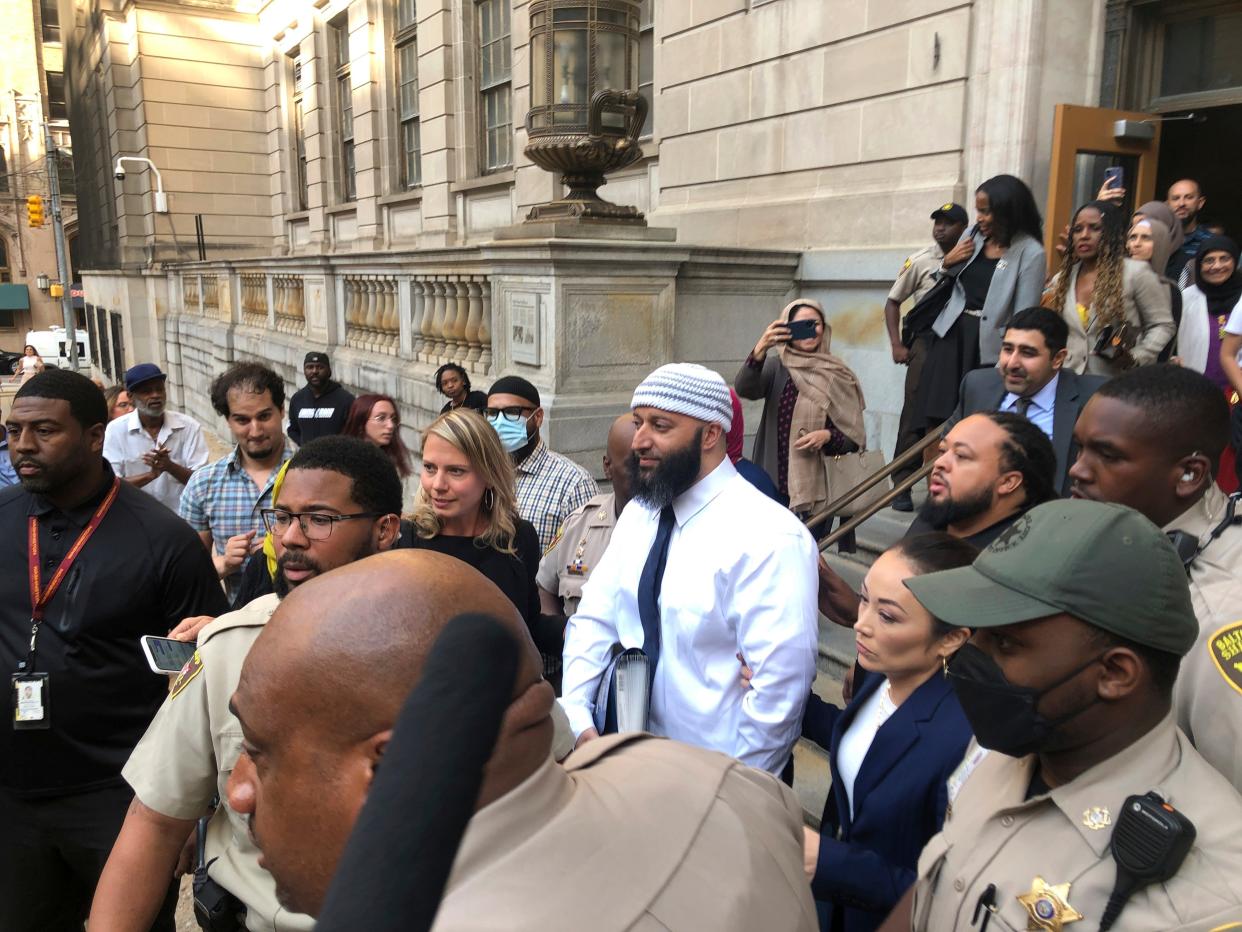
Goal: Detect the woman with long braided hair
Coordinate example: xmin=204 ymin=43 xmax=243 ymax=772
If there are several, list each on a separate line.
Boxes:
xmin=1044 ymin=200 xmax=1174 ymax=376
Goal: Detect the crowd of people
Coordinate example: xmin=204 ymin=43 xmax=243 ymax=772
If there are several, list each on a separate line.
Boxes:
xmin=2 ymin=173 xmax=1242 ymax=932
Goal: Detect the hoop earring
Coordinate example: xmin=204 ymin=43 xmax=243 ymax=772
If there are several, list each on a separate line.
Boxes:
xmin=941 ymin=656 xmax=949 ymax=677
xmin=482 ymin=488 xmax=494 ymax=511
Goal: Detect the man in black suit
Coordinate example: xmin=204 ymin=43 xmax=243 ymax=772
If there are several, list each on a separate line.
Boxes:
xmin=947 ymin=307 xmax=1107 ymax=495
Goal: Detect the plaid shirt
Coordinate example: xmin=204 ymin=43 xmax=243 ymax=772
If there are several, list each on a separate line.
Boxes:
xmin=516 ymin=439 xmax=598 ymax=552
xmin=179 ymin=442 xmax=294 ymax=600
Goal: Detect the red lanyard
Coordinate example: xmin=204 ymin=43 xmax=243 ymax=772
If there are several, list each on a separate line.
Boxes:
xmin=25 ymin=479 xmax=120 ymax=654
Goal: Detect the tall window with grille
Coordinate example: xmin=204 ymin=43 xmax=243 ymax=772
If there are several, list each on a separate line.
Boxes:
xmin=395 ymin=0 xmax=421 ymax=187
xmin=477 ymin=0 xmax=512 ymax=172
xmin=638 ymin=0 xmax=653 ymax=138
xmin=331 ymin=17 xmax=356 ymax=201
xmin=290 ymin=52 xmax=309 ymax=210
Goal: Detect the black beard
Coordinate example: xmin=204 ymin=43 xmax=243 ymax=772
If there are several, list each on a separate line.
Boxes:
xmin=628 ymin=429 xmax=703 ymax=510
xmin=273 ymin=538 xmax=376 ymax=598
xmin=919 ymin=485 xmax=994 ymax=531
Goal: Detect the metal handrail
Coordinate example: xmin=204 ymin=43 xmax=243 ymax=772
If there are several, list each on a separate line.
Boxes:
xmin=818 ymin=461 xmax=933 ymax=552
xmin=803 ymin=421 xmax=947 ymax=534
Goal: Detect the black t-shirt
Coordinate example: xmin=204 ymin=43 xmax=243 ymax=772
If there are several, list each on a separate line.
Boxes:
xmin=958 ymin=254 xmax=1000 ymax=311
xmin=440 ymin=391 xmax=488 ymax=415
xmin=288 ymin=382 xmax=355 ymax=445
xmin=400 ymin=519 xmax=542 ymax=632
xmin=904 ymin=510 xmax=1022 ymax=551
xmin=0 ymin=466 xmax=229 ymax=797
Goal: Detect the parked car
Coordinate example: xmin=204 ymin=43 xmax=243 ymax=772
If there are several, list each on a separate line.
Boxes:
xmin=0 ymin=348 xmax=21 ymax=376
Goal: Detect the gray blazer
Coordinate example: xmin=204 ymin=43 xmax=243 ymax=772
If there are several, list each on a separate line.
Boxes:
xmin=946 ymin=367 xmax=1107 ymax=496
xmin=933 ymin=231 xmax=1048 ymax=364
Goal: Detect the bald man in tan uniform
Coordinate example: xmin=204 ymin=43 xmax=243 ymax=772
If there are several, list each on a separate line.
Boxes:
xmin=226 ymin=551 xmax=817 ymax=930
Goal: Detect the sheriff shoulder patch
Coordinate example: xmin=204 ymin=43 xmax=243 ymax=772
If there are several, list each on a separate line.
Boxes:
xmin=170 ymin=650 xmax=204 ymax=699
xmin=1209 ymin=621 xmax=1242 ymax=697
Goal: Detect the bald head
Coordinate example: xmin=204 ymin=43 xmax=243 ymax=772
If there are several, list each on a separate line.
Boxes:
xmin=228 ymin=551 xmax=552 ymax=917
xmin=604 ymin=413 xmax=638 ymax=509
xmin=241 ymin=550 xmax=543 ymax=744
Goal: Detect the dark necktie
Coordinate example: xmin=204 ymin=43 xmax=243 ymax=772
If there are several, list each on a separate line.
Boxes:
xmin=637 ymin=506 xmax=676 ymax=672
xmin=1014 ymin=396 xmax=1033 ymax=418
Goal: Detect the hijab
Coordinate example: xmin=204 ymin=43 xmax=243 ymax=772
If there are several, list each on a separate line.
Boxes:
xmin=1135 ymin=200 xmax=1185 ymax=256
xmin=777 ymin=298 xmax=867 ymax=512
xmin=1194 ymin=235 xmax=1242 ymax=317
xmin=1131 ymin=217 xmax=1176 ymax=283
xmin=726 ymin=390 xmax=745 ymax=465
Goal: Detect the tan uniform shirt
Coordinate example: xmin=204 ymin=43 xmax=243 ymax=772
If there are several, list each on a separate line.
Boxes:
xmin=912 ymin=715 xmax=1242 ymax=931
xmin=536 ymin=492 xmax=618 ymax=616
xmin=888 ymin=243 xmax=946 ymax=307
xmin=432 ymin=733 xmax=817 ymax=931
xmin=1166 ymin=485 xmax=1242 ymax=791
xmin=123 ymin=595 xmax=315 ymax=932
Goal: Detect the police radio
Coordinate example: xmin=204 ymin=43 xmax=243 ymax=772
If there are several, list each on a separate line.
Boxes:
xmin=1099 ymin=791 xmax=1196 ymax=931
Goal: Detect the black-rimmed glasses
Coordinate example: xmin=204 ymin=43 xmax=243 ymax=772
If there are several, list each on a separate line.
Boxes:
xmin=260 ymin=508 xmax=382 ymax=541
xmin=483 ymin=406 xmax=535 ymax=422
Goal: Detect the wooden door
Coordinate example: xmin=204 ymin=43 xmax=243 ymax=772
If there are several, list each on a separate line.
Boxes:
xmin=1045 ymin=104 xmax=1163 ymax=272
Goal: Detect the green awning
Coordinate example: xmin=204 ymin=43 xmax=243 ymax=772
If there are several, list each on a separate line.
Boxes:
xmin=0 ymin=284 xmax=30 ymax=311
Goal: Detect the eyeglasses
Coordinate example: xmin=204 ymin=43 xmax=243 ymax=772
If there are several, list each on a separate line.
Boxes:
xmin=369 ymin=413 xmax=398 ymax=425
xmin=484 ymin=406 xmax=535 ymax=422
xmin=260 ymin=508 xmax=382 ymax=540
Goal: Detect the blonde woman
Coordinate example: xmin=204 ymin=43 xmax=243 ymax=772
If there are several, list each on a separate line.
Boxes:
xmin=1044 ymin=200 xmax=1174 ymax=376
xmin=407 ymin=409 xmax=543 ymax=636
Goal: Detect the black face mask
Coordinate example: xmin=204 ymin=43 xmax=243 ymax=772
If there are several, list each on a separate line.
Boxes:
xmin=946 ymin=643 xmax=1103 ymax=758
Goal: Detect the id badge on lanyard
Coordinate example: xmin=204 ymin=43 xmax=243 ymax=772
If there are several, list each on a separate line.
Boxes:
xmin=14 ymin=478 xmax=120 ymax=731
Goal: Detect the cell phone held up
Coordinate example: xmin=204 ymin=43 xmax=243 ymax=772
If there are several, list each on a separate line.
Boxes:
xmin=1104 ymin=166 xmax=1125 ymax=191
xmin=783 ymin=318 xmax=819 ymax=341
xmin=140 ymin=635 xmax=197 ymax=675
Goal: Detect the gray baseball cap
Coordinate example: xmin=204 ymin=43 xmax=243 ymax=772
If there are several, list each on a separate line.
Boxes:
xmin=905 ymin=500 xmax=1198 ymax=656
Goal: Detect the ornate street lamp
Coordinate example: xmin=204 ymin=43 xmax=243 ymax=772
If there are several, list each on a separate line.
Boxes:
xmin=524 ymin=0 xmax=648 ymax=225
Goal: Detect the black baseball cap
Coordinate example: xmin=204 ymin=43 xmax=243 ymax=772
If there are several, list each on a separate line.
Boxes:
xmin=304 ymin=352 xmax=330 ymax=366
xmin=931 ymin=203 xmax=969 ymax=225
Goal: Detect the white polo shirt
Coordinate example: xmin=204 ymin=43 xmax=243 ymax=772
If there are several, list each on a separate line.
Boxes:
xmin=104 ymin=410 xmax=210 ymax=513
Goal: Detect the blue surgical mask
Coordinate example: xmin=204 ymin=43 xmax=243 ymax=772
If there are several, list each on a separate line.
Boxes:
xmin=488 ymin=413 xmax=532 ymax=453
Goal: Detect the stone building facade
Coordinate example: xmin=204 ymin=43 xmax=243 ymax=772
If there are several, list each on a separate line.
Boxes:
xmin=0 ymin=0 xmax=79 ymax=353
xmin=62 ymin=0 xmax=1235 ymax=471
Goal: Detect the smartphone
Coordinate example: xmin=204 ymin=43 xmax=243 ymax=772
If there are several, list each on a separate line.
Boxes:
xmin=784 ymin=318 xmax=819 ymax=341
xmin=1104 ymin=166 xmax=1124 ymax=190
xmin=140 ymin=635 xmax=197 ymax=674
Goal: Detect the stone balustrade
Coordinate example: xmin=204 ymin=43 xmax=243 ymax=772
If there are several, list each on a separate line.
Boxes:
xmin=344 ymin=275 xmax=399 ymax=355
xmin=240 ymin=273 xmax=268 ymax=328
xmin=168 ymin=261 xmax=494 ymax=375
xmin=182 ymin=275 xmax=200 ymax=313
xmin=273 ymin=275 xmax=306 ymax=336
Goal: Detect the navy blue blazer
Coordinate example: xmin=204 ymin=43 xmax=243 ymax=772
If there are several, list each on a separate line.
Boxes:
xmin=802 ymin=669 xmax=972 ymax=932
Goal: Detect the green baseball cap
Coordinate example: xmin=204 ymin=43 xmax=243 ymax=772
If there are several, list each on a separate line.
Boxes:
xmin=905 ymin=500 xmax=1198 ymax=656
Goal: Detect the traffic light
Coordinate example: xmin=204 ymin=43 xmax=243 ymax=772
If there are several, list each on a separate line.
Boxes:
xmin=26 ymin=195 xmax=44 ymax=228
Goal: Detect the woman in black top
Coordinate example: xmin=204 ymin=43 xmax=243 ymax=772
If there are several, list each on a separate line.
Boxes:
xmin=404 ymin=409 xmax=543 ymax=637
xmin=435 ymin=363 xmax=488 ymax=414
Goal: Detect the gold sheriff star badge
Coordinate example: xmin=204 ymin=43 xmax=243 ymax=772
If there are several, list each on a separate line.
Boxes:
xmin=1017 ymin=877 xmax=1084 ymax=931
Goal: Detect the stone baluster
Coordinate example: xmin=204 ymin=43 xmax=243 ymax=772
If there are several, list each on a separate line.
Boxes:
xmin=381 ymin=278 xmax=398 ymax=352
xmin=428 ymin=280 xmax=448 ymax=358
xmin=292 ymin=278 xmax=304 ymax=324
xmin=477 ymin=281 xmax=493 ymax=372
xmin=440 ymin=277 xmax=462 ymax=360
xmin=464 ymin=279 xmax=484 ymax=365
xmin=410 ymin=279 xmax=426 ymax=359
xmin=419 ymin=279 xmax=437 ymax=362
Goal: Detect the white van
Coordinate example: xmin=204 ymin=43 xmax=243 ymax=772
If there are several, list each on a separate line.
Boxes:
xmin=25 ymin=326 xmax=91 ymax=370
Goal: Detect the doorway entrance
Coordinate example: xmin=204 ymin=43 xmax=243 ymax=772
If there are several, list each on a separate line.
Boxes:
xmin=1156 ymin=103 xmax=1242 ymax=237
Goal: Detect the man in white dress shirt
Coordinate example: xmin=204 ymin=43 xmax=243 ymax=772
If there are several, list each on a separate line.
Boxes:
xmin=103 ymin=363 xmax=209 ymax=513
xmin=561 ymin=363 xmax=820 ymax=775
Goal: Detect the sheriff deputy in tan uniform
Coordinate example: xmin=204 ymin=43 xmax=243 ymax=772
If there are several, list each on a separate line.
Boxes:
xmin=225 ymin=549 xmax=819 ymax=930
xmin=1067 ymin=365 xmax=1242 ymax=792
xmin=885 ymin=203 xmax=969 ymax=511
xmin=883 ymin=500 xmax=1242 ymax=932
xmin=89 ymin=437 xmax=406 ymax=931
xmin=537 ymin=413 xmax=636 ymax=619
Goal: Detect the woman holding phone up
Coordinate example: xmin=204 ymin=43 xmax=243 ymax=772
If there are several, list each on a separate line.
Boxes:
xmin=735 ymin=299 xmax=867 ymax=519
